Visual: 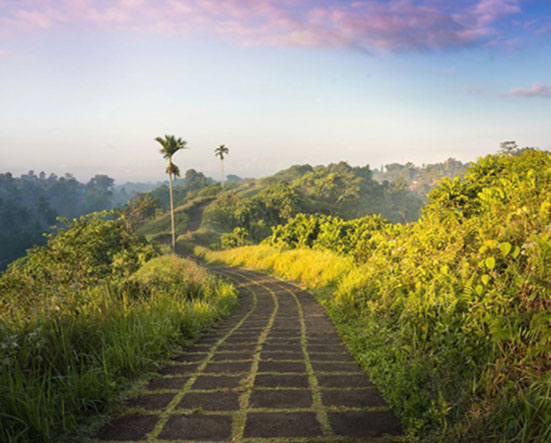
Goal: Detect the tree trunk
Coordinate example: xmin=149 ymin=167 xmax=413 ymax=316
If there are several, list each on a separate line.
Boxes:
xmin=168 ymin=168 xmax=176 ymax=250
xmin=220 ymin=159 xmax=225 ymax=189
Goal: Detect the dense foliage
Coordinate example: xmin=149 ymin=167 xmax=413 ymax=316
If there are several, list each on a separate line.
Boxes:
xmin=372 ymin=157 xmax=469 ymax=195
xmin=0 ymin=213 xmax=237 ymax=442
xmin=0 ymin=171 xmax=155 ymax=269
xmin=270 ymin=213 xmax=388 ymax=255
xmin=205 ymin=181 xmax=306 ymax=242
xmin=200 ymin=150 xmax=551 ymax=441
xmin=201 ymin=161 xmax=424 ymax=247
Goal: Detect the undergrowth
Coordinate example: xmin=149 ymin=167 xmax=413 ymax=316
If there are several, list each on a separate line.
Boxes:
xmin=0 ymin=214 xmax=237 ymax=442
xmin=198 ymin=151 xmax=551 ymax=442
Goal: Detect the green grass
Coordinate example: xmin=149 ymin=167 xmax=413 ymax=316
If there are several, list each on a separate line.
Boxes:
xmin=196 ymin=244 xmax=356 ymax=290
xmin=198 ymin=239 xmax=551 ymax=442
xmin=136 ymin=205 xmax=190 ymax=240
xmin=177 ymin=228 xmax=225 ymax=249
xmin=0 ymin=254 xmax=238 ymax=442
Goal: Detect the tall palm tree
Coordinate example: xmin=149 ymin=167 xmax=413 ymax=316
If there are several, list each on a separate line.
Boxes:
xmin=155 ymin=135 xmax=188 ymax=250
xmin=215 ymin=144 xmax=229 ymax=189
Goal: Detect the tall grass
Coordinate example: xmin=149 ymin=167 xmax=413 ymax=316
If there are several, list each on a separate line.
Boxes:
xmin=196 ymin=244 xmax=354 ymax=289
xmin=0 ymin=253 xmax=237 ymax=442
xmin=200 ymin=236 xmax=551 ymax=441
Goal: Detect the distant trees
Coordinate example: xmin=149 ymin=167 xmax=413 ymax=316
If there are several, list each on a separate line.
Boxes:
xmin=204 ymin=161 xmax=427 ymax=247
xmin=215 ymin=145 xmax=229 ymax=189
xmin=121 ymin=193 xmax=160 ymax=230
xmin=155 ymin=135 xmax=188 ymax=249
xmin=85 ymin=174 xmax=115 ymax=212
xmin=372 ymin=158 xmax=469 ymax=195
xmin=498 ymin=140 xmax=540 ymax=156
xmin=0 ymin=171 xmax=122 ymax=269
xmin=184 ymin=169 xmax=209 ymax=192
xmin=499 ymin=140 xmax=518 ymax=155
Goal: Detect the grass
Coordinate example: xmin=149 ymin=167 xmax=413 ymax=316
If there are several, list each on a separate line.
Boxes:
xmin=196 ymin=241 xmax=551 ymax=441
xmin=0 ymin=254 xmax=238 ymax=442
xmin=196 ymin=244 xmax=355 ymax=289
xmin=177 ymin=228 xmax=225 ymax=249
xmin=136 ymin=204 xmax=191 ymax=240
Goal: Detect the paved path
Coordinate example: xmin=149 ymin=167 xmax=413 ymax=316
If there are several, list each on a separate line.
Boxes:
xmin=95 ymin=267 xmax=404 ymax=442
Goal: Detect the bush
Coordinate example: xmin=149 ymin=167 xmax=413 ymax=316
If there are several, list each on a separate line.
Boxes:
xmin=270 ymin=212 xmax=387 ymax=254
xmin=0 ymin=214 xmax=237 ymax=442
xmin=200 ymin=151 xmax=551 ymax=441
xmin=220 ymin=227 xmax=251 ymax=249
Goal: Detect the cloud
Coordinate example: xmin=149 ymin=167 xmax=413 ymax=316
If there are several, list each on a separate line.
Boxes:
xmin=508 ymin=84 xmax=551 ymax=97
xmin=0 ymin=0 xmax=524 ymax=52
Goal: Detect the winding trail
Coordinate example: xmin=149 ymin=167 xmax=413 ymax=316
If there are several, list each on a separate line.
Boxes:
xmin=94 ymin=265 xmax=404 ymax=442
xmin=186 ymin=198 xmax=213 ymax=233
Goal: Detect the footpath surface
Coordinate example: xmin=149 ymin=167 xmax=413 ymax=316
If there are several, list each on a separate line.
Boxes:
xmin=94 ymin=266 xmax=404 ymax=442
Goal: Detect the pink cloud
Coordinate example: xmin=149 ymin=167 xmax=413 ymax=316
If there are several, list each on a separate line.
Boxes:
xmin=0 ymin=0 xmax=523 ymax=52
xmin=508 ymin=84 xmax=551 ymax=98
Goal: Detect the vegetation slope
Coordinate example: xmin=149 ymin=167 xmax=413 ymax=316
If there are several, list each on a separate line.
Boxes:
xmin=197 ymin=150 xmax=551 ymax=441
xmin=0 ymin=212 xmax=237 ymax=442
xmin=142 ymin=160 xmax=441 ymax=251
xmin=0 ymin=171 xmax=161 ymax=270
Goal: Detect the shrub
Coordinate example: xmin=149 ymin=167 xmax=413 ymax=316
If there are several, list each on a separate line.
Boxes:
xmin=201 ymin=151 xmax=551 ymax=441
xmin=0 ymin=214 xmax=237 ymax=442
xmin=220 ymin=227 xmax=251 ymax=249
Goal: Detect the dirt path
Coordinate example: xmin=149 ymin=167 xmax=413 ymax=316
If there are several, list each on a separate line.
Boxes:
xmin=94 ymin=267 xmax=404 ymax=442
xmin=186 ymin=198 xmax=213 ymax=233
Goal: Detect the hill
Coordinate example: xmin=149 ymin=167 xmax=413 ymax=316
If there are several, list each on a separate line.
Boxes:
xmin=142 ymin=161 xmax=433 ymax=250
xmin=198 ymin=149 xmax=551 ymax=441
xmin=0 ymin=171 xmax=126 ymax=269
xmin=372 ymin=158 xmax=470 ymax=195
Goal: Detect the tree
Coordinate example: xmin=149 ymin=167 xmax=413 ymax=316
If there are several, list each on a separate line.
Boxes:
xmin=215 ymin=144 xmax=229 ymax=189
xmin=85 ymin=174 xmax=115 ymax=212
xmin=184 ymin=169 xmax=209 ymax=191
xmin=499 ymin=140 xmax=518 ymax=155
xmin=121 ymin=193 xmax=160 ymax=230
xmin=155 ymin=135 xmax=188 ymax=249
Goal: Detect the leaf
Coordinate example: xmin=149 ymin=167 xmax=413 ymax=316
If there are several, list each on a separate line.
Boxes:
xmin=485 ymin=257 xmax=496 ymax=270
xmin=481 ymin=274 xmax=490 ymax=286
xmin=476 ymin=285 xmax=484 ymax=295
xmin=500 ymin=242 xmax=512 ymax=257
xmin=511 ymin=246 xmax=521 ymax=259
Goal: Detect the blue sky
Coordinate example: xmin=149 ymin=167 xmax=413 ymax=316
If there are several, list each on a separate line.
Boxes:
xmin=0 ymin=0 xmax=550 ymax=182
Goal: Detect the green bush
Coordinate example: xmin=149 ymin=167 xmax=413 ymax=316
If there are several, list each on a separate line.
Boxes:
xmin=0 ymin=214 xmax=237 ymax=442
xmin=270 ymin=212 xmax=387 ymax=254
xmin=202 ymin=151 xmax=551 ymax=441
xmin=220 ymin=227 xmax=251 ymax=249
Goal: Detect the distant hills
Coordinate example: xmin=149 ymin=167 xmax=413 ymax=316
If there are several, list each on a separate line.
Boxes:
xmin=138 ymin=158 xmax=472 ymax=250
xmin=372 ymin=158 xmax=469 ymax=194
xmin=0 ymin=158 xmax=469 ymax=269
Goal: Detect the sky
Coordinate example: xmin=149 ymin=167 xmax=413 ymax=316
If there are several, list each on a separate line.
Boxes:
xmin=0 ymin=0 xmax=550 ymax=183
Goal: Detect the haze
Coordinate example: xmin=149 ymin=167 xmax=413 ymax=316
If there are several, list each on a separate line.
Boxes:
xmin=1 ymin=0 xmax=550 ymax=182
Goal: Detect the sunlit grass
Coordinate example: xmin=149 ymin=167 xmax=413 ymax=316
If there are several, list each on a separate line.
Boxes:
xmin=199 ymin=244 xmax=355 ymax=289
xmin=0 ymin=254 xmax=237 ymax=442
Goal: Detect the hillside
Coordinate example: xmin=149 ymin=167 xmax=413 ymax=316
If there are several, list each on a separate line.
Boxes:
xmin=0 ymin=212 xmax=237 ymax=442
xmin=3 ymin=149 xmax=550 ymax=441
xmin=372 ymin=158 xmax=470 ymax=195
xmin=142 ymin=161 xmax=432 ymax=250
xmin=0 ymin=172 xmax=124 ymax=269
xmin=197 ymin=149 xmax=551 ymax=441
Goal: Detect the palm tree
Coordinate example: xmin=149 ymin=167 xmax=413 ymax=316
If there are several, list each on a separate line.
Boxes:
xmin=155 ymin=135 xmax=188 ymax=250
xmin=215 ymin=144 xmax=229 ymax=189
